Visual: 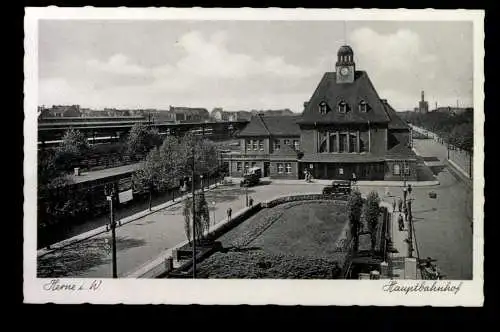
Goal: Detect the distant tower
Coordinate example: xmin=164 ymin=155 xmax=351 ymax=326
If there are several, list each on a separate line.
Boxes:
xmin=418 ymin=90 xmax=429 ymax=114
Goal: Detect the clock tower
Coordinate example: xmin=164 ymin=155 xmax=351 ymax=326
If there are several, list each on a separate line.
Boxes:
xmin=336 ymin=45 xmax=355 ymax=84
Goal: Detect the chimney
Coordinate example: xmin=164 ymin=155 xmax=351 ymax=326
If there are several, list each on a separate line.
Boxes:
xmin=303 ymin=101 xmax=309 ymax=109
xmin=381 ymin=99 xmax=387 ymax=104
xmin=421 ymin=91 xmax=425 ymax=102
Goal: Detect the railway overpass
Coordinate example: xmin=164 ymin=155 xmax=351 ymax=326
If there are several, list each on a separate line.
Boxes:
xmin=37 ymin=116 xmax=249 ymax=145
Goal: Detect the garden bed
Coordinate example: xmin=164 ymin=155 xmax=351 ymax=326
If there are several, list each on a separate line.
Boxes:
xmin=169 ymin=200 xmax=350 ymax=279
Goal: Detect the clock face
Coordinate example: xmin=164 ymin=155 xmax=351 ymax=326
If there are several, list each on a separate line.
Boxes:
xmin=340 ymin=67 xmax=350 ymax=76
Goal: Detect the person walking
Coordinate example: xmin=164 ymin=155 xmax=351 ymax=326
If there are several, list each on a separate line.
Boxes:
xmin=392 ymin=198 xmax=396 ymax=212
xmin=398 ymin=213 xmax=404 ymax=231
xmin=227 ymin=207 xmax=232 ymax=221
xmin=398 ymin=197 xmax=403 ymax=212
xmin=249 ymin=197 xmax=254 ymax=207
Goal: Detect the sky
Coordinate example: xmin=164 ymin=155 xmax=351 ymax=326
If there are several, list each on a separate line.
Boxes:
xmin=38 ymin=19 xmax=473 ymax=112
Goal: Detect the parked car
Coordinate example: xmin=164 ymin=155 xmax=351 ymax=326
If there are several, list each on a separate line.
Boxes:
xmin=322 ymin=180 xmax=352 ymax=196
xmin=240 ymin=173 xmax=260 ymax=187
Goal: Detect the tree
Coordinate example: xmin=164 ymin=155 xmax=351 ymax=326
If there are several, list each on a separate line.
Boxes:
xmin=347 ymin=188 xmax=363 ymax=253
xmin=363 ymin=191 xmax=381 ymax=252
xmin=54 ymin=128 xmax=90 ymax=172
xmin=132 ymin=147 xmax=166 ymax=210
xmin=177 ymin=132 xmax=219 ymax=178
xmin=183 ymin=192 xmax=211 ymax=246
xmin=126 ymin=122 xmax=162 ymax=160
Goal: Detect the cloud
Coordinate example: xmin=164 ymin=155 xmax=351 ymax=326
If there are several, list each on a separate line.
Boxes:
xmin=350 ymin=27 xmax=438 ymax=74
xmin=86 ymin=54 xmax=147 ymax=76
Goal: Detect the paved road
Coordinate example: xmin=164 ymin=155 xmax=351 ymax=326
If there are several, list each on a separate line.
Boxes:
xmin=38 ymin=182 xmax=325 ymax=278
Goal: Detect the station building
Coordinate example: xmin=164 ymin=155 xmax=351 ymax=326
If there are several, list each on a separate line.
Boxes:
xmin=227 ymin=45 xmax=417 ymax=181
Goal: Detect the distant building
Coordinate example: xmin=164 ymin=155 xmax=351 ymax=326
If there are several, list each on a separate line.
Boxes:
xmin=169 ymin=106 xmax=210 ymax=122
xmin=417 ymin=91 xmax=429 ymax=114
xmin=38 ymin=105 xmax=82 ymax=118
xmin=211 ymin=108 xmax=229 ymax=121
xmin=434 ymin=106 xmax=473 ymax=116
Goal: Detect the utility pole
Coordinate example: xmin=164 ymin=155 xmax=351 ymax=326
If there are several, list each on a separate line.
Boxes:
xmin=105 ymin=184 xmax=118 ymax=278
xmin=191 ymin=145 xmax=196 ymax=279
xmin=407 ymin=198 xmax=414 ymax=258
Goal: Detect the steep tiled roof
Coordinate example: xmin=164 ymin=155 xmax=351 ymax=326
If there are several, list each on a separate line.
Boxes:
xmin=385 ymin=143 xmax=417 ymax=160
xmin=237 ymin=115 xmax=301 ymax=137
xmin=383 ymin=102 xmax=410 ymax=130
xmin=298 ymin=71 xmax=390 ymax=125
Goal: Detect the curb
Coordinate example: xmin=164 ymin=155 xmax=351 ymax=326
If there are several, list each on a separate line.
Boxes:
xmin=37 ymin=183 xmax=221 ymax=258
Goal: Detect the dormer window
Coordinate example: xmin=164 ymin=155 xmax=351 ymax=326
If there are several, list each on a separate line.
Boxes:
xmin=359 ymin=100 xmax=368 ymax=113
xmin=319 ymin=101 xmax=329 ymax=115
xmin=338 ymin=101 xmax=348 ymax=113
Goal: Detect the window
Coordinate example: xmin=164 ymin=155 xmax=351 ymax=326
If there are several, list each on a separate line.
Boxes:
xmin=319 ymin=102 xmax=328 ymax=115
xmin=285 ymin=163 xmax=292 ymax=174
xmin=349 ymin=133 xmax=357 ymax=153
xmin=259 ymin=140 xmax=264 ymax=151
xmin=393 ymin=164 xmax=401 ymax=175
xmin=237 ymin=162 xmax=242 ymax=172
xmin=359 ymin=100 xmax=368 ymax=113
xmin=274 ymin=140 xmax=280 ymax=151
xmin=244 ymin=162 xmax=249 ymax=172
xmin=246 ymin=140 xmax=251 ymax=151
xmin=330 ymin=133 xmax=338 ymax=152
xmin=404 ymin=163 xmax=411 ymax=176
xmin=284 ymin=139 xmax=290 ymax=146
xmin=338 ymin=101 xmax=347 ymax=113
xmin=339 ymin=133 xmax=348 ymax=152
xmin=251 ymin=162 xmax=256 ymax=168
xmin=318 ymin=131 xmax=328 ymax=153
xmin=277 ymin=163 xmax=284 ymax=174
xmin=252 ymin=140 xmax=258 ymax=151
xmin=339 ymin=168 xmax=344 ymax=175
xmin=293 ymin=140 xmax=300 ymax=151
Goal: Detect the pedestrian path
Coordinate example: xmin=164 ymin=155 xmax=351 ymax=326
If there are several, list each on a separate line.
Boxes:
xmin=37 ymin=182 xmax=220 ymax=258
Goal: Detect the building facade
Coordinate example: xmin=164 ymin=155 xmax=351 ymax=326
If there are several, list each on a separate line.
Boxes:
xmin=226 ymin=45 xmax=417 ymax=181
xmin=418 ymin=91 xmax=429 ymax=114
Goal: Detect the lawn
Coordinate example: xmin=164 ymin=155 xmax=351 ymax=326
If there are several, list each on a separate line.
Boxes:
xmin=192 ymin=200 xmax=349 ymax=279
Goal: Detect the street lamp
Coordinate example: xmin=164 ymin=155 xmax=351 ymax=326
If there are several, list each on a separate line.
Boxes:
xmin=104 ymin=184 xmax=118 ymax=278
xmin=200 ymin=174 xmax=204 ymax=192
xmin=212 ymin=201 xmax=216 ymax=225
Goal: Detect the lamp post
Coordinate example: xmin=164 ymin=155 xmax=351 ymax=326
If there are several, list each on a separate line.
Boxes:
xmin=212 ymin=201 xmax=216 ymax=225
xmin=407 ymin=197 xmax=414 ymax=258
xmin=191 ymin=146 xmax=196 ymax=279
xmin=104 ymin=184 xmax=118 ymax=278
xmin=200 ymin=174 xmax=204 ymax=192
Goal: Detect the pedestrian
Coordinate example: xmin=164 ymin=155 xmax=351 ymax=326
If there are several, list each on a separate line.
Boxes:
xmin=249 ymin=197 xmax=254 ymax=207
xmin=404 ymin=205 xmax=408 ymax=221
xmin=392 ymin=199 xmax=396 ymax=212
xmin=398 ymin=213 xmax=404 ymax=231
xmin=227 ymin=207 xmax=232 ymax=221
xmin=398 ymin=198 xmax=403 ymax=212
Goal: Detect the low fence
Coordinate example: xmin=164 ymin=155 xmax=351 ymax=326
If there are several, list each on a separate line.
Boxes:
xmin=448 ymin=147 xmax=473 ymax=179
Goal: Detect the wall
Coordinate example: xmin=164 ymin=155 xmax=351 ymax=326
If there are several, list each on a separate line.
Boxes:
xmin=383 ymin=160 xmax=418 ymax=181
xmin=269 ymin=160 xmax=298 ymax=179
xmin=300 ymin=128 xmax=316 ymax=154
xmin=369 ymin=126 xmax=387 ymax=155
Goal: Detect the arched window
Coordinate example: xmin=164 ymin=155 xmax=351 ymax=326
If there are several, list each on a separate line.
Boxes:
xmin=359 ymin=100 xmax=368 ymax=112
xmin=338 ymin=101 xmax=347 ymax=113
xmin=319 ymin=101 xmax=328 ymax=115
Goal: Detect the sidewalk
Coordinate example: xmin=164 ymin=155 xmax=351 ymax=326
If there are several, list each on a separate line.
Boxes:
xmin=228 ymin=177 xmax=439 ymax=187
xmin=37 ymin=182 xmax=220 ymax=258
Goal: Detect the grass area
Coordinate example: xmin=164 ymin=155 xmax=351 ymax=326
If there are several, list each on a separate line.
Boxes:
xmin=193 ymin=201 xmax=349 ymax=279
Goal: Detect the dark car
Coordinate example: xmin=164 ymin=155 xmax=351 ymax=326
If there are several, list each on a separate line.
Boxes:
xmin=322 ymin=180 xmax=352 ymax=196
xmin=240 ymin=173 xmax=260 ymax=187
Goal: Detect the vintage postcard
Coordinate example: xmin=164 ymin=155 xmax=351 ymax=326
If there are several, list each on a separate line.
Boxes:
xmin=24 ymin=7 xmax=484 ymax=305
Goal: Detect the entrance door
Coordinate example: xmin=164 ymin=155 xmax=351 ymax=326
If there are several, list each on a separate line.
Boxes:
xmin=264 ymin=162 xmax=270 ymax=177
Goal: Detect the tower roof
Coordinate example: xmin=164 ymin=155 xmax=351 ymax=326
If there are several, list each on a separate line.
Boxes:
xmin=337 ymin=45 xmax=354 ymax=56
xmin=298 ymin=71 xmax=390 ymax=125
